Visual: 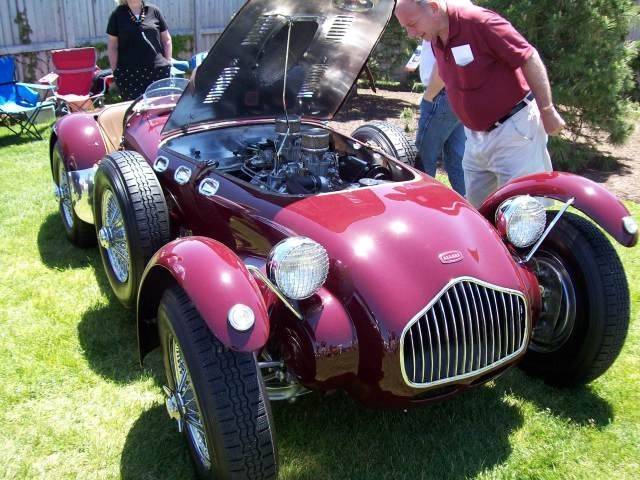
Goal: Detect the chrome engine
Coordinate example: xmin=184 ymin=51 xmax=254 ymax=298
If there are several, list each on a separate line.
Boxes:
xmin=239 ymin=115 xmax=391 ymax=194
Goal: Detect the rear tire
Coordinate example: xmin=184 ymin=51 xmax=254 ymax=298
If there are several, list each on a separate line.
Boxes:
xmin=351 ymin=120 xmax=417 ymax=166
xmin=52 ymin=142 xmax=96 ymax=247
xmin=159 ymin=287 xmax=278 ymax=480
xmin=519 ymin=212 xmax=629 ymax=385
xmin=93 ymin=150 xmax=169 ymax=308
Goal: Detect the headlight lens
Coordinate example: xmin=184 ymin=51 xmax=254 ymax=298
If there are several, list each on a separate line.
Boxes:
xmin=267 ymin=237 xmax=329 ymax=300
xmin=496 ymin=196 xmax=546 ymax=248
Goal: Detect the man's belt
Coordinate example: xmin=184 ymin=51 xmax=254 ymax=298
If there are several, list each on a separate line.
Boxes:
xmin=487 ymin=92 xmax=534 ymax=132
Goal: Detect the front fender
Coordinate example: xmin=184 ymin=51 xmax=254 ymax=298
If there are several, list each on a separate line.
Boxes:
xmin=53 ymin=113 xmax=107 ymax=171
xmin=479 ymin=172 xmax=638 ymax=247
xmin=137 ymin=237 xmax=270 ymax=359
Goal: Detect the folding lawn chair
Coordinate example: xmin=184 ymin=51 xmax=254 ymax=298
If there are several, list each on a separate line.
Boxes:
xmin=44 ymin=47 xmax=112 ymax=115
xmin=0 ymin=55 xmax=54 ymax=140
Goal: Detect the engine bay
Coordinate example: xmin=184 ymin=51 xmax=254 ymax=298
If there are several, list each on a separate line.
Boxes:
xmin=163 ymin=116 xmax=413 ymax=196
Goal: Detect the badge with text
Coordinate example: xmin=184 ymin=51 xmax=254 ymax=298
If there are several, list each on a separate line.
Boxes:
xmin=439 ymin=250 xmax=464 ymax=264
xmin=451 ymin=44 xmax=474 ymax=67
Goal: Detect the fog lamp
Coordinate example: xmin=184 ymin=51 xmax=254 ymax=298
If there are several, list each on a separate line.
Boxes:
xmin=267 ymin=237 xmax=329 ymax=300
xmin=228 ymin=304 xmax=255 ymax=332
xmin=496 ymin=196 xmax=546 ymax=248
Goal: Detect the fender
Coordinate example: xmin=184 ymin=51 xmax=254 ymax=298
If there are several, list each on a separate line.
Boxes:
xmin=50 ymin=113 xmax=107 ymax=172
xmin=479 ymin=172 xmax=638 ymax=248
xmin=137 ymin=237 xmax=270 ymax=360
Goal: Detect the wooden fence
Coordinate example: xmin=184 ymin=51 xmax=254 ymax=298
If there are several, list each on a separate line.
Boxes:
xmin=0 ymin=0 xmax=245 ymax=79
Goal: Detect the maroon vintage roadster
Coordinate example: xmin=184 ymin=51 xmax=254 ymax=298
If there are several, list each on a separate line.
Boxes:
xmin=49 ymin=0 xmax=637 ymax=478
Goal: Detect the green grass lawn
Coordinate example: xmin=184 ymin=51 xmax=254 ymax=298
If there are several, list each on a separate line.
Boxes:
xmin=0 ymin=125 xmax=638 ymax=480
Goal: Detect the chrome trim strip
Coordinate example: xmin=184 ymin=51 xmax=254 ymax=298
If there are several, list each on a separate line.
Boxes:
xmin=67 ymin=166 xmax=97 ymax=225
xmin=400 ymin=277 xmax=530 ymax=390
xmin=246 ymin=265 xmax=303 ymax=320
xmin=472 ymin=283 xmax=488 ymax=369
xmin=452 ymin=286 xmax=467 ymax=374
xmin=430 ymin=309 xmax=441 ymax=380
xmin=522 ymin=197 xmax=575 ymax=263
xmin=492 ymin=289 xmax=502 ymax=360
xmin=416 ymin=314 xmax=426 ymax=383
xmin=445 ymin=292 xmax=459 ymax=376
xmin=438 ymin=300 xmax=450 ymax=378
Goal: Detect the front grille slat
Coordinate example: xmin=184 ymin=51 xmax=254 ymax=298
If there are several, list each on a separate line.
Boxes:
xmin=466 ymin=283 xmax=481 ymax=371
xmin=415 ymin=315 xmax=426 ymax=383
xmin=444 ymin=292 xmax=459 ymax=376
xmin=402 ymin=279 xmax=528 ymax=388
xmin=437 ymin=300 xmax=450 ymax=379
xmin=422 ymin=317 xmax=431 ymax=382
xmin=491 ymin=289 xmax=502 ymax=361
xmin=451 ymin=287 xmax=468 ymax=374
xmin=472 ymin=283 xmax=488 ymax=369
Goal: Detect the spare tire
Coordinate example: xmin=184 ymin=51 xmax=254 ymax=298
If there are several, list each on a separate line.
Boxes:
xmin=351 ymin=120 xmax=417 ymax=166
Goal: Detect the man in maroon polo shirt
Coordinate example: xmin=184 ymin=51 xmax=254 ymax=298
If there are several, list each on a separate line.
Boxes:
xmin=395 ymin=0 xmax=566 ymax=207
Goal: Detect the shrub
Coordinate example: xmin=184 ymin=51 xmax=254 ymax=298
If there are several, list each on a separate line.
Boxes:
xmin=368 ymin=17 xmax=420 ymax=88
xmin=478 ymin=0 xmax=638 ymax=149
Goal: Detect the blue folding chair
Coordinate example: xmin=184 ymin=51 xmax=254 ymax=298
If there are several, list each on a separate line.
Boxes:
xmin=0 ymin=56 xmax=54 ymax=140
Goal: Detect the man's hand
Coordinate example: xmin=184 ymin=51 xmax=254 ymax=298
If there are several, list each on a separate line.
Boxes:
xmin=539 ymin=105 xmax=565 ymax=136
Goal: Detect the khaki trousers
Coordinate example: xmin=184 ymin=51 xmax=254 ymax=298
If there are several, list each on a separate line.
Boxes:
xmin=463 ymin=100 xmax=552 ymax=207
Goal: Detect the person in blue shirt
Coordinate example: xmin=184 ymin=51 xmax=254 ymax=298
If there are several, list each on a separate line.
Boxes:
xmin=407 ymin=39 xmax=466 ymax=195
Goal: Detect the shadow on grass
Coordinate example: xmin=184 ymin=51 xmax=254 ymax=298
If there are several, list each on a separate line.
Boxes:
xmin=0 ymin=123 xmax=51 ymax=148
xmin=120 ymin=405 xmax=194 ymax=480
xmin=334 ymin=92 xmax=416 ymax=124
xmin=37 ymin=213 xmax=96 ymax=270
xmin=37 ymin=212 xmax=160 ymax=384
xmin=501 ymin=369 xmax=613 ymax=428
xmin=76 ymin=249 xmax=165 ymax=385
xmin=117 ymin=367 xmax=614 ymax=480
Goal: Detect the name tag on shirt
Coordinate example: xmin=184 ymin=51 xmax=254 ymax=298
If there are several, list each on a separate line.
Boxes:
xmin=452 ymin=44 xmax=474 ymax=67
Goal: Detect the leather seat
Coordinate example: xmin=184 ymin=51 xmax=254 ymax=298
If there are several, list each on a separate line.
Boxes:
xmin=96 ymin=101 xmax=132 ymax=153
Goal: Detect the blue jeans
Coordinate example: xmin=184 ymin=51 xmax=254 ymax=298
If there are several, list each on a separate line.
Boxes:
xmin=415 ymin=91 xmax=466 ymax=195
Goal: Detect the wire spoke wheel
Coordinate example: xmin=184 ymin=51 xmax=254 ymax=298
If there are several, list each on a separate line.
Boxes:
xmin=57 ymin=160 xmax=74 ymax=229
xmin=99 ymin=189 xmax=130 ymax=283
xmin=167 ymin=336 xmax=212 ymax=469
xmin=158 ymin=287 xmax=278 ymax=479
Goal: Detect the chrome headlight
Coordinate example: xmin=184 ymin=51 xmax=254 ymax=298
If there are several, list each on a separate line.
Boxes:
xmin=267 ymin=237 xmax=329 ymax=300
xmin=496 ymin=196 xmax=546 ymax=248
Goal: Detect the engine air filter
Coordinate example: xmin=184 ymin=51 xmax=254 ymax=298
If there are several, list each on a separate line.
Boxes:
xmin=302 ymin=128 xmax=330 ymax=152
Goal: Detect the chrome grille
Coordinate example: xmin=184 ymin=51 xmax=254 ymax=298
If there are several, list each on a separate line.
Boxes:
xmin=401 ymin=279 xmax=529 ymax=388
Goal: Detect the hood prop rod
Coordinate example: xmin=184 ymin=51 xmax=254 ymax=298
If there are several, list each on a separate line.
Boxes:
xmin=275 ymin=17 xmax=294 ymax=165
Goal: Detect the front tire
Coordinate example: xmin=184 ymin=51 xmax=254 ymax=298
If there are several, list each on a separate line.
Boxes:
xmin=52 ymin=141 xmax=96 ymax=247
xmin=159 ymin=287 xmax=278 ymax=480
xmin=520 ymin=212 xmax=630 ymax=385
xmin=351 ymin=120 xmax=417 ymax=166
xmin=93 ymin=150 xmax=169 ymax=308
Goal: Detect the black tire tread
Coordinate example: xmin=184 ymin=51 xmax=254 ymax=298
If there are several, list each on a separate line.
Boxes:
xmin=561 ymin=213 xmax=629 ymax=383
xmin=521 ymin=212 xmax=629 ymax=385
xmin=104 ymin=150 xmax=169 ymax=258
xmin=162 ymin=287 xmax=277 ymax=480
xmin=94 ymin=150 xmax=169 ymax=307
xmin=352 ymin=120 xmax=417 ymax=166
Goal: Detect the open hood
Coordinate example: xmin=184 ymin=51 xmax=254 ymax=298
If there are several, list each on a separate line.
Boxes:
xmin=165 ymin=0 xmax=395 ymax=133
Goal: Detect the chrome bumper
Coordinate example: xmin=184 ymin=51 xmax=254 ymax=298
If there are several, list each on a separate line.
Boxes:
xmin=67 ymin=166 xmax=97 ymax=224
